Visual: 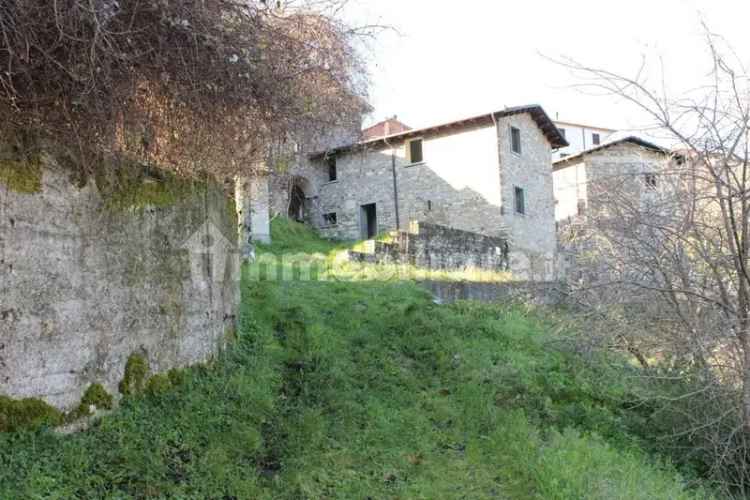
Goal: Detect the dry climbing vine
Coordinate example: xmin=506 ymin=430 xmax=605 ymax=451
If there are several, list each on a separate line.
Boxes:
xmin=0 ymin=0 xmax=370 ymax=180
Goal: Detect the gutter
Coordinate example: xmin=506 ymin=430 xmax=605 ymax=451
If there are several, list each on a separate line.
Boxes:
xmin=384 ymin=137 xmax=401 ymax=230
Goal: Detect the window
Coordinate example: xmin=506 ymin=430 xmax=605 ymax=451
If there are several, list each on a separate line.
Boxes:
xmin=510 ymin=126 xmax=522 ymax=155
xmin=592 ymin=133 xmax=601 ymax=145
xmin=323 ymin=212 xmax=337 ymax=226
xmin=408 ymin=139 xmax=423 ymax=164
xmin=514 ymin=186 xmax=525 ymax=215
xmin=644 ymin=173 xmax=657 ymax=189
xmin=427 ymin=200 xmax=432 ymax=211
xmin=326 ymin=156 xmax=337 ymax=182
xmin=558 ymin=127 xmax=566 ymax=139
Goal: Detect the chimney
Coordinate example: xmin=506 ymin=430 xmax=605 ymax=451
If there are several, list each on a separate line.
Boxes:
xmin=385 ymin=115 xmax=399 ymax=137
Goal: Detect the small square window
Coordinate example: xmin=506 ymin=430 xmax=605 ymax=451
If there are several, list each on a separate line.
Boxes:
xmin=592 ymin=133 xmax=601 ymax=145
xmin=408 ymin=139 xmax=423 ymax=164
xmin=323 ymin=212 xmax=337 ymax=226
xmin=510 ymin=127 xmax=522 ymax=155
xmin=514 ymin=186 xmax=525 ymax=215
xmin=644 ymin=173 xmax=657 ymax=189
xmin=326 ymin=157 xmax=337 ymax=182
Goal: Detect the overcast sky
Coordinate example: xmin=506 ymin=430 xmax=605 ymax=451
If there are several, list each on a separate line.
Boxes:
xmin=344 ymin=0 xmax=750 ymax=134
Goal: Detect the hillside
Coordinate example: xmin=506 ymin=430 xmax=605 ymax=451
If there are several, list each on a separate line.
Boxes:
xmin=0 ymin=219 xmax=712 ymax=499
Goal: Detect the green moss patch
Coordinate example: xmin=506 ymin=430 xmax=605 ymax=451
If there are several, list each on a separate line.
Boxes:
xmin=146 ymin=374 xmax=172 ymax=397
xmin=0 ymin=157 xmax=42 ymax=194
xmin=0 ymin=396 xmax=62 ymax=432
xmin=67 ymin=383 xmax=115 ymax=421
xmin=167 ymin=368 xmax=187 ymax=387
xmin=81 ymin=384 xmax=114 ymax=414
xmin=119 ymin=353 xmax=150 ymax=396
xmin=97 ymin=161 xmax=202 ymax=211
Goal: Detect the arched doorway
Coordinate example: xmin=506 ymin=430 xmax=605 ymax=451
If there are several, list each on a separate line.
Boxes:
xmin=287 ymin=176 xmax=310 ymax=223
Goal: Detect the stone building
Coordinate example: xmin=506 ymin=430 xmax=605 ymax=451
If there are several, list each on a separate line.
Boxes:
xmin=552 ymin=136 xmax=673 ymax=281
xmin=269 ymin=105 xmax=567 ymax=277
xmin=552 ymin=136 xmax=671 ymax=224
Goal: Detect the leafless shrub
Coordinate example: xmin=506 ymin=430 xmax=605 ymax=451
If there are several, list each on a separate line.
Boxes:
xmin=553 ymin=23 xmax=750 ymax=495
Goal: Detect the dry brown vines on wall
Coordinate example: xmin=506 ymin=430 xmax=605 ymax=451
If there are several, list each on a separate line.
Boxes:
xmin=0 ymin=0 xmax=370 ymax=180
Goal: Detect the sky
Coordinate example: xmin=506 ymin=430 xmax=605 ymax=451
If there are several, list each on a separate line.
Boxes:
xmin=343 ymin=0 xmax=750 ymax=134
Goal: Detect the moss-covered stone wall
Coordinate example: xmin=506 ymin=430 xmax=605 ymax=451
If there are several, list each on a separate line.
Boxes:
xmin=0 ymin=153 xmax=239 ymax=414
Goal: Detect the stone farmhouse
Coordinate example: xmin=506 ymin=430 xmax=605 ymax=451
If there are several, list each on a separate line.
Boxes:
xmin=552 ymin=136 xmax=674 ymax=283
xmin=264 ymin=105 xmax=567 ymax=277
xmin=552 ymin=136 xmax=672 ymax=224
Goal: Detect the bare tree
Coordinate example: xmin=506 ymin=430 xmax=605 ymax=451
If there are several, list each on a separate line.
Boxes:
xmin=553 ymin=24 xmax=750 ymax=494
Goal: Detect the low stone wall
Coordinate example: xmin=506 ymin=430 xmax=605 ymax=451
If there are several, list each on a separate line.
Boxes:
xmin=0 ymin=155 xmax=239 ymax=412
xmin=420 ymin=280 xmax=566 ymax=306
xmin=347 ymin=221 xmax=510 ymax=271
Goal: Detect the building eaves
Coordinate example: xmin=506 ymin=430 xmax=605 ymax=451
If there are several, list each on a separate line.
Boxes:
xmin=552 ymin=136 xmax=671 ymax=170
xmin=310 ymin=104 xmax=568 ymax=159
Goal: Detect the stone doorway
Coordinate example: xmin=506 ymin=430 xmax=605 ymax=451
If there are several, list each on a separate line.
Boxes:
xmin=360 ymin=203 xmax=377 ymax=239
xmin=288 ymin=176 xmax=311 ymax=223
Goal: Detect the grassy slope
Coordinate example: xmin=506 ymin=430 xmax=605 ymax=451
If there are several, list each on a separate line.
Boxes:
xmin=0 ymin=219 xmax=710 ymax=499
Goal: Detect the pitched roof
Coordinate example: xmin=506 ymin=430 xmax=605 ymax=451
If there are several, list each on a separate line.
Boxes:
xmin=362 ymin=117 xmax=412 ymax=140
xmin=553 ymin=136 xmax=671 ymax=170
xmin=310 ymin=104 xmax=568 ymax=159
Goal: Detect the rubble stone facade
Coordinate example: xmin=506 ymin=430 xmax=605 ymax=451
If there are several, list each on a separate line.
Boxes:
xmin=347 ymin=221 xmax=510 ymax=272
xmin=293 ymin=111 xmax=557 ymax=278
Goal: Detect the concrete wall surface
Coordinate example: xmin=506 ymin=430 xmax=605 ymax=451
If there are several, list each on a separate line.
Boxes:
xmin=0 ymin=155 xmax=239 ymax=411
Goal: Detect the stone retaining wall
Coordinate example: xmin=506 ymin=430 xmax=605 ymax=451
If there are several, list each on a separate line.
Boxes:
xmin=0 ymin=155 xmax=239 ymax=411
xmin=347 ymin=221 xmax=509 ymax=272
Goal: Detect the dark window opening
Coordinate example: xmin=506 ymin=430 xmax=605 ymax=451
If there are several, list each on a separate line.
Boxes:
xmin=510 ymin=126 xmax=522 ymax=154
xmin=288 ymin=184 xmax=306 ymax=222
xmin=323 ymin=212 xmax=337 ymax=226
xmin=514 ymin=186 xmax=525 ymax=215
xmin=644 ymin=173 xmax=658 ymax=189
xmin=427 ymin=200 xmax=432 ymax=211
xmin=327 ymin=157 xmax=337 ymax=181
xmin=408 ymin=139 xmax=423 ymax=164
xmin=360 ymin=203 xmax=377 ymax=239
xmin=592 ymin=133 xmax=601 ymax=145
xmin=558 ymin=128 xmax=566 ymax=139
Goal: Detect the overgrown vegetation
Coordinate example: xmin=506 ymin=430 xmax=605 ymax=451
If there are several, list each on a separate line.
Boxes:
xmin=0 ymin=1 xmax=369 ymax=179
xmin=0 ymin=396 xmax=63 ymax=433
xmin=556 ymin=23 xmax=750 ymax=495
xmin=0 ymin=221 xmax=713 ymax=498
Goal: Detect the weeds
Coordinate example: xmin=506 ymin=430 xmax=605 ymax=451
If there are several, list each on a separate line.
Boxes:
xmin=0 ymin=219 xmax=711 ymax=498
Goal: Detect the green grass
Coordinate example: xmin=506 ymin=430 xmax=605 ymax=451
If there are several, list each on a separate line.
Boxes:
xmin=0 ymin=219 xmax=712 ymax=499
xmin=257 ymin=218 xmax=514 ymax=283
